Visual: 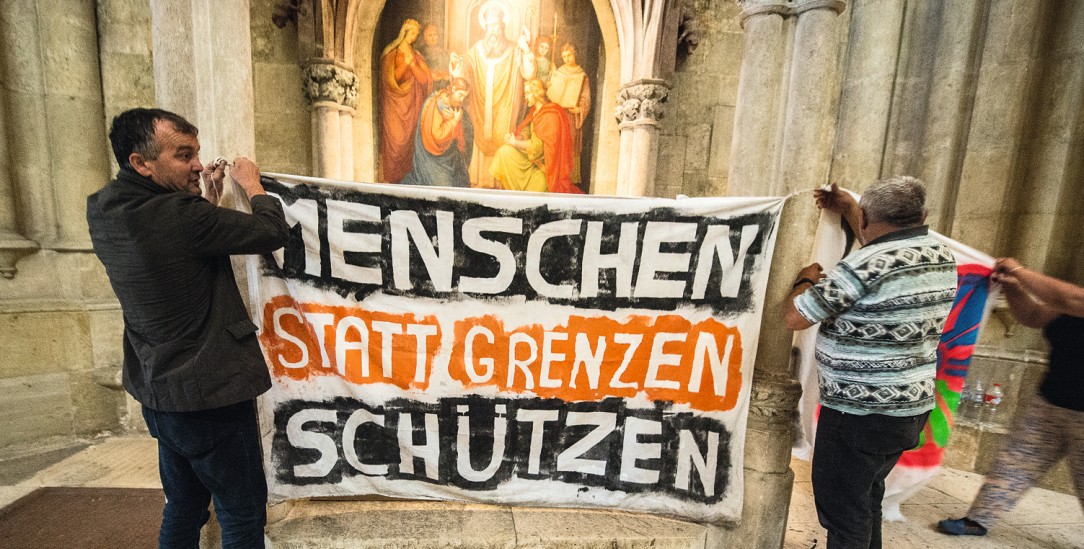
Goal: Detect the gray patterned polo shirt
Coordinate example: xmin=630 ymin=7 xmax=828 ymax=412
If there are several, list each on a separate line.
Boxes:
xmin=794 ymin=226 xmax=957 ymax=417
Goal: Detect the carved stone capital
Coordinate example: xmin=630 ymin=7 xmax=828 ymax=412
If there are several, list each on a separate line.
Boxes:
xmin=301 ymin=61 xmax=358 ymax=109
xmin=614 ymin=79 xmax=670 ymax=126
xmin=793 ymin=0 xmax=847 ymax=17
xmin=738 ymin=1 xmax=790 ymax=27
xmin=739 ymin=0 xmax=846 ymax=28
xmin=747 ymin=372 xmax=802 ymax=432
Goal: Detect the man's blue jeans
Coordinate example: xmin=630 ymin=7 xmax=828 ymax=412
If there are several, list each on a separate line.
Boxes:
xmin=143 ymin=400 xmax=268 ymax=549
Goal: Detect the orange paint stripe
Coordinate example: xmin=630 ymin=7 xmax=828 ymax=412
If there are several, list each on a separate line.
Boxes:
xmin=260 ymin=297 xmax=744 ymax=412
xmin=260 ymin=295 xmax=442 ymax=390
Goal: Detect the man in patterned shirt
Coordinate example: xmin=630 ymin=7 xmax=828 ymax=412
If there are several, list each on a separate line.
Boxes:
xmin=784 ymin=176 xmax=957 ymax=549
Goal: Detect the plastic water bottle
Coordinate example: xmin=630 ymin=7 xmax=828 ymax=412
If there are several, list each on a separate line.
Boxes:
xmin=958 ymin=382 xmax=973 ymax=420
xmin=983 ymin=383 xmax=1003 ymax=423
xmin=970 ymin=379 xmax=985 ymax=420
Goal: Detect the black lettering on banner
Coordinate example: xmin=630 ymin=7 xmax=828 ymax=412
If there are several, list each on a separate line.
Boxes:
xmin=271 ymin=396 xmax=731 ymax=504
xmin=259 ymin=177 xmax=775 ymax=315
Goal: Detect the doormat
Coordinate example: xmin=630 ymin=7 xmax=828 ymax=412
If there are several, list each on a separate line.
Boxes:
xmin=0 ymin=487 xmax=164 ymax=548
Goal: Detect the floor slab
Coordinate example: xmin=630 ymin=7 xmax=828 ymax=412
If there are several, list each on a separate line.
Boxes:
xmin=2 ymin=437 xmax=1080 ymax=549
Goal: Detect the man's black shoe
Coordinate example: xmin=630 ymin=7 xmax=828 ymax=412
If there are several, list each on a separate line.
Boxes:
xmin=937 ymin=517 xmax=988 ymax=536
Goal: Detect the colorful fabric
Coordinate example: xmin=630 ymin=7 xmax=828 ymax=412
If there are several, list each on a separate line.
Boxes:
xmin=793 ymin=226 xmax=958 ymax=417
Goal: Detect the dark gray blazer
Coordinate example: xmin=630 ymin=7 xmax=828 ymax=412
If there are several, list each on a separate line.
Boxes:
xmin=87 ymin=168 xmax=289 ymax=412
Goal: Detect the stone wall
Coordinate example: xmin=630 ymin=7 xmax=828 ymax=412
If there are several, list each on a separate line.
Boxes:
xmin=0 ymin=0 xmax=314 ymax=452
xmin=1 ymin=0 xmax=1081 ymax=509
xmin=657 ymin=1 xmax=744 ymax=199
xmin=0 ymin=0 xmax=132 ymax=448
xmin=251 ymin=0 xmax=311 ymax=176
xmin=657 ymin=0 xmax=1083 ymax=498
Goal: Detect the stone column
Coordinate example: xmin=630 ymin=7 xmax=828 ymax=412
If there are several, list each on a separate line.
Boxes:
xmin=147 ymin=3 xmax=260 ymax=545
xmin=610 ymin=0 xmax=680 ymax=197
xmin=0 ymin=0 xmax=110 ymax=254
xmin=301 ymin=61 xmax=358 ymax=179
xmin=150 ymin=0 xmax=256 ymax=159
xmin=830 ymin=0 xmax=905 ymax=192
xmin=722 ymin=1 xmax=846 ymax=548
xmin=951 ymin=1 xmax=1047 ymax=252
xmin=0 ymin=62 xmax=38 ymax=278
xmin=339 ymin=110 xmax=355 ymax=180
xmin=911 ymin=1 xmax=981 ymax=232
xmin=1000 ymin=3 xmax=1083 ymax=274
xmin=614 ymin=79 xmax=670 ymax=197
xmin=727 ymin=1 xmax=788 ymax=196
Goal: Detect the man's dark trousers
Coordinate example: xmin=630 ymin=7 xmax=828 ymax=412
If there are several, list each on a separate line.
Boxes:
xmin=142 ymin=400 xmax=267 ymax=549
xmin=811 ymin=406 xmax=930 ymax=549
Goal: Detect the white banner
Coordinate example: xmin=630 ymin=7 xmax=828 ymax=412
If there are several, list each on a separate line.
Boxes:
xmin=249 ymin=174 xmax=784 ymax=524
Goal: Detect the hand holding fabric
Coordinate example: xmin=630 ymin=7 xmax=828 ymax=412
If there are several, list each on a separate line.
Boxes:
xmin=201 ymin=160 xmax=226 ymax=205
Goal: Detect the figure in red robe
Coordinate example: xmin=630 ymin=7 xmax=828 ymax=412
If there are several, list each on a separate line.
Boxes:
xmin=379 ymin=19 xmax=432 ymax=183
xmin=490 ymin=79 xmax=583 ymax=194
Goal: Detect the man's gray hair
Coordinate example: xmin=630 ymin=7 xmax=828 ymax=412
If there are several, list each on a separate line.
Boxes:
xmin=860 ymin=176 xmax=927 ymax=227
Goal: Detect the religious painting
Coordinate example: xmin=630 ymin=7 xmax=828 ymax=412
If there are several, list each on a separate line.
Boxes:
xmin=374 ymin=0 xmax=603 ymax=194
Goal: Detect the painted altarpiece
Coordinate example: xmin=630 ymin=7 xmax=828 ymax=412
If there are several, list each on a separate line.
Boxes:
xmin=372 ymin=0 xmax=603 ymax=193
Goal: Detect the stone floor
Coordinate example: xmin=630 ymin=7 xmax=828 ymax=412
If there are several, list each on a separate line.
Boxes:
xmin=785 ymin=458 xmax=1084 ymax=549
xmin=1 ymin=436 xmax=1081 ymax=548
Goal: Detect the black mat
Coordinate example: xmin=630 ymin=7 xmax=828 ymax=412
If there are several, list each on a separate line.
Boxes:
xmin=0 ymin=487 xmax=163 ymax=548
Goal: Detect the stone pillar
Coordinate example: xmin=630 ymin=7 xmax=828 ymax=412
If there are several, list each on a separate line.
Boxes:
xmin=0 ymin=0 xmax=108 ymax=269
xmin=1041 ymin=5 xmax=1084 ymax=281
xmin=951 ymin=1 xmax=1047 ymax=252
xmin=0 ymin=67 xmax=38 ymax=278
xmin=830 ymin=0 xmax=905 ymax=192
xmin=722 ymin=1 xmax=846 ymax=548
xmin=728 ymin=1 xmax=788 ymax=196
xmin=912 ymin=1 xmax=982 ymax=232
xmin=301 ymin=61 xmax=358 ymax=179
xmin=614 ymin=79 xmax=670 ymax=197
xmin=1002 ymin=3 xmax=1083 ymax=276
xmin=609 ymin=0 xmax=680 ymax=197
xmin=146 ymin=2 xmax=260 ymax=544
xmin=150 ymin=0 xmax=256 ymax=159
xmin=768 ymin=0 xmax=848 ymax=343
xmin=339 ymin=110 xmax=355 ymax=180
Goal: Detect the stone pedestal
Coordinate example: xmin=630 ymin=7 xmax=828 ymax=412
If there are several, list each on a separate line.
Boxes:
xmin=267 ymin=499 xmax=711 ymax=548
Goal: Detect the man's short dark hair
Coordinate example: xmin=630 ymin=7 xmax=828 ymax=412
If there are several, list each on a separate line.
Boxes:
xmin=860 ymin=176 xmax=927 ymax=227
xmin=109 ymin=108 xmax=198 ymax=170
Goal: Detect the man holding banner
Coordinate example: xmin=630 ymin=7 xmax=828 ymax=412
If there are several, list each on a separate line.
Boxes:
xmin=783 ymin=177 xmax=957 ymax=549
xmin=88 ymin=108 xmax=289 ymax=548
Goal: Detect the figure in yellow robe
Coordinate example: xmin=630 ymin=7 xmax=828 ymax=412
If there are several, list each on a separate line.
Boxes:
xmin=491 ymin=79 xmax=582 ymax=194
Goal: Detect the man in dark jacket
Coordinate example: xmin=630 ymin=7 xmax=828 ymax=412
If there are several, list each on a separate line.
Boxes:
xmin=87 ymin=108 xmax=289 ymax=548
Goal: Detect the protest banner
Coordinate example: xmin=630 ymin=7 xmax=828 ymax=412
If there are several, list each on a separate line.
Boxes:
xmin=250 ymin=174 xmax=784 ymax=523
